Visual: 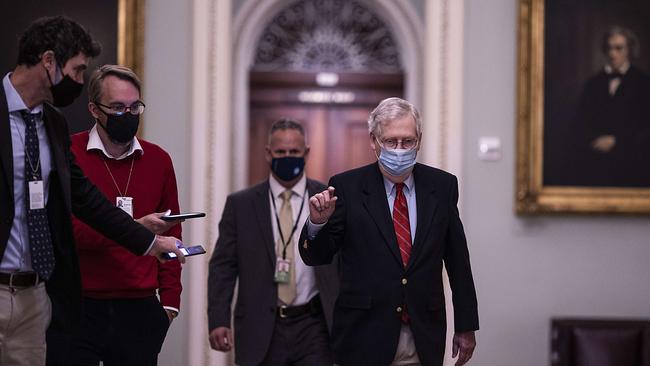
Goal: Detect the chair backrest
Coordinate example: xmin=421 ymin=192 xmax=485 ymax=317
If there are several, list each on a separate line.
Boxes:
xmin=550 ymin=318 xmax=650 ymax=366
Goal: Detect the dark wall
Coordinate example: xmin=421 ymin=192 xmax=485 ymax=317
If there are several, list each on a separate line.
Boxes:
xmin=0 ymin=1 xmax=118 ymax=134
xmin=542 ymin=0 xmax=650 ymax=185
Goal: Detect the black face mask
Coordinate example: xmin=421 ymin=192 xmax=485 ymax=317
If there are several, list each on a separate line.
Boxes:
xmin=47 ymin=68 xmax=83 ymax=107
xmin=271 ymin=156 xmax=305 ymax=182
xmin=97 ymin=111 xmax=140 ymax=144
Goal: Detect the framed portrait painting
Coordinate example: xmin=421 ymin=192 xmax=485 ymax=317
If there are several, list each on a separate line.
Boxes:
xmin=516 ymin=0 xmax=650 ymax=214
xmin=0 ymin=0 xmax=144 ymax=134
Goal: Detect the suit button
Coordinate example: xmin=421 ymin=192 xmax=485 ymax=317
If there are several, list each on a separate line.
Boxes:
xmin=396 ymin=306 xmax=403 ymax=313
xmin=401 ymin=278 xmax=408 ymax=285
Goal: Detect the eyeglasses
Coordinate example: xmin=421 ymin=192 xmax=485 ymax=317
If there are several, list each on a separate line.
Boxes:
xmin=96 ymin=101 xmax=146 ymax=116
xmin=376 ymin=136 xmax=419 ymax=150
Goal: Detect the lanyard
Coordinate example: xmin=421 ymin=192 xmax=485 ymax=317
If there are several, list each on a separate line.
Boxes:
xmin=269 ymin=185 xmax=307 ymax=259
xmin=103 ymin=156 xmax=135 ymax=197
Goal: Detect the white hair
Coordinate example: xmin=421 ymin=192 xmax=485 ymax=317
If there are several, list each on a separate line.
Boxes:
xmin=367 ymin=97 xmax=422 ymax=137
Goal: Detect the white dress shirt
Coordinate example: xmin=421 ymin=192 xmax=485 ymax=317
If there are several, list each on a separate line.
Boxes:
xmin=86 ymin=124 xmax=143 ymax=159
xmin=269 ymin=174 xmax=318 ymax=306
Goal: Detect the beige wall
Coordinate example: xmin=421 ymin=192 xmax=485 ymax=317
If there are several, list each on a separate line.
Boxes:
xmin=142 ymin=0 xmax=191 ymax=365
xmin=463 ymin=0 xmax=650 ymax=365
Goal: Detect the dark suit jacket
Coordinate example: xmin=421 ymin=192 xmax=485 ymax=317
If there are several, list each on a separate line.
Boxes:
xmin=208 ymin=178 xmax=339 ymax=366
xmin=299 ymin=163 xmax=479 ymax=366
xmin=0 ymin=87 xmax=154 ymax=353
xmin=572 ymin=65 xmax=650 ymax=187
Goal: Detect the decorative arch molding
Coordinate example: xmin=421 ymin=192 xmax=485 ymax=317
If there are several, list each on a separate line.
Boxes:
xmin=252 ymin=0 xmax=403 ymax=73
xmin=231 ymin=0 xmax=425 ymax=190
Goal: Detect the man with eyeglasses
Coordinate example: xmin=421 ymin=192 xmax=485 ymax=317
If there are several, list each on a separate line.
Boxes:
xmin=572 ymin=25 xmax=650 ymax=186
xmin=0 ymin=16 xmax=185 ymax=366
xmin=300 ymin=97 xmax=479 ymax=366
xmin=63 ymin=65 xmax=184 ymax=365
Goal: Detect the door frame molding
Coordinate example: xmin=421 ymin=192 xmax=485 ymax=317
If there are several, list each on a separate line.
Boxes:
xmin=232 ymin=0 xmax=425 ymax=191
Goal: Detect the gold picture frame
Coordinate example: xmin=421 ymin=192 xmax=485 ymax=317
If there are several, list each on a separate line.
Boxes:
xmin=118 ymin=0 xmax=145 ymax=79
xmin=516 ymin=0 xmax=650 ymax=214
xmin=118 ymin=0 xmax=145 ymax=135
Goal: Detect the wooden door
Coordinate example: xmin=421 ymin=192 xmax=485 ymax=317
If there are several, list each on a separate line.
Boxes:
xmin=248 ymin=71 xmax=403 ymax=185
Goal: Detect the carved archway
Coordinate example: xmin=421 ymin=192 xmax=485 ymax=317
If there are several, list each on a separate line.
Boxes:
xmin=253 ymin=0 xmax=402 ymax=73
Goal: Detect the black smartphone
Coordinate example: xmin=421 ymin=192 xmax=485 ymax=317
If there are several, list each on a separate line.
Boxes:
xmin=160 ymin=212 xmax=206 ymax=221
xmin=162 ymin=245 xmax=207 ymax=260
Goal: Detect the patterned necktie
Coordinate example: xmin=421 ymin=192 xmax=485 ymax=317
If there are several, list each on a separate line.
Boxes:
xmin=393 ymin=183 xmax=412 ymax=266
xmin=277 ymin=189 xmax=296 ymax=305
xmin=22 ymin=111 xmax=56 ymax=281
xmin=393 ymin=183 xmax=412 ymax=323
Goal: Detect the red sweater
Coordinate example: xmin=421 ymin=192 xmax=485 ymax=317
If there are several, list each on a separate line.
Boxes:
xmin=70 ymin=131 xmax=182 ymax=310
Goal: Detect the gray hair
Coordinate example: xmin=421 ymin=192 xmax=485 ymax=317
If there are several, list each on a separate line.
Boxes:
xmin=367 ymin=97 xmax=422 ymax=137
xmin=601 ymin=25 xmax=640 ymax=60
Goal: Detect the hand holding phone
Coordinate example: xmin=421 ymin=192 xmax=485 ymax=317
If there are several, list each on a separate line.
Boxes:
xmin=161 ymin=245 xmax=207 ymax=260
xmin=160 ymin=212 xmax=206 ymax=222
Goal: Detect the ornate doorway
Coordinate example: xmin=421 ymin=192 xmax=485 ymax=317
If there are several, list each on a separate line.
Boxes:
xmin=248 ymin=0 xmax=405 ymax=184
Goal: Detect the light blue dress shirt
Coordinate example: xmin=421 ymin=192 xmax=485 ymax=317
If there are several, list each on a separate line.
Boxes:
xmin=1 ymin=73 xmax=52 ymax=273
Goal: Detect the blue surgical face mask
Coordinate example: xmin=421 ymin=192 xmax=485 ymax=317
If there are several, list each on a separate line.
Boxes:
xmin=377 ymin=146 xmax=417 ymax=176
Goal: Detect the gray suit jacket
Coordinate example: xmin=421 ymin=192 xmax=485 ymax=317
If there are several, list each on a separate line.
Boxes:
xmin=208 ymin=178 xmax=338 ymax=366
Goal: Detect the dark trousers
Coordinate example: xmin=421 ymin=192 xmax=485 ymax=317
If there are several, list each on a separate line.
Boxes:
xmin=260 ymin=310 xmax=333 ymax=366
xmin=65 ymin=296 xmax=170 ymax=366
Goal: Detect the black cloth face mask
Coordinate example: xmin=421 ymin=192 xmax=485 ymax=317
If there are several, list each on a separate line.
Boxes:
xmin=96 ymin=109 xmax=140 ymax=144
xmin=47 ymin=68 xmax=83 ymax=107
xmin=271 ymin=156 xmax=305 ymax=182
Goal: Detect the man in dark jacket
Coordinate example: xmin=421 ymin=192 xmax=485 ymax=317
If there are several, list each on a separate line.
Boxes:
xmin=0 ymin=16 xmax=184 ymax=366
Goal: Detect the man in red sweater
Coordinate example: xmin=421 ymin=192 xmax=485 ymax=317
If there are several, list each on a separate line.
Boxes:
xmin=67 ymin=64 xmax=182 ymax=365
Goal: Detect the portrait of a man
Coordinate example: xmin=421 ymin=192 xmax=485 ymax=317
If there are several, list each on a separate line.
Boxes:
xmin=571 ymin=26 xmax=650 ymax=187
xmin=541 ymin=0 xmax=650 ymax=190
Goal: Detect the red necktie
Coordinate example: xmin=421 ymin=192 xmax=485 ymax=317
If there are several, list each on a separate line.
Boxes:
xmin=393 ymin=183 xmax=412 ymax=323
xmin=393 ymin=183 xmax=412 ymax=266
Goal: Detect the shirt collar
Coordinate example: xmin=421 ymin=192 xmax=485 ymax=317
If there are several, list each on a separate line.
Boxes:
xmin=605 ymin=62 xmax=630 ymax=75
xmin=3 ymin=73 xmax=43 ymax=114
xmin=87 ymin=124 xmax=143 ymax=160
xmin=383 ymin=173 xmax=415 ymax=199
xmin=269 ymin=173 xmax=307 ymax=199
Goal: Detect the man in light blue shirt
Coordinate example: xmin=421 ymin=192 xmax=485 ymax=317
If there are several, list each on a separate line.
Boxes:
xmin=300 ymin=97 xmax=478 ymax=366
xmin=0 ymin=16 xmax=185 ymax=366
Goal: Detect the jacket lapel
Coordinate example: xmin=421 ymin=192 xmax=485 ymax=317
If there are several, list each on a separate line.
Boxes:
xmin=0 ymin=87 xmax=13 ymax=200
xmin=362 ymin=163 xmax=403 ymax=268
xmin=42 ymin=105 xmax=71 ymax=212
xmin=253 ymin=181 xmax=276 ymax=267
xmin=407 ymin=164 xmax=438 ymax=271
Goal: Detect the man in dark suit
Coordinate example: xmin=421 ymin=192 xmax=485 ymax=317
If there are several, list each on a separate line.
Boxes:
xmin=301 ymin=97 xmax=479 ymax=366
xmin=573 ymin=26 xmax=650 ymax=187
xmin=0 ymin=16 xmax=185 ymax=366
xmin=208 ymin=119 xmax=338 ymax=366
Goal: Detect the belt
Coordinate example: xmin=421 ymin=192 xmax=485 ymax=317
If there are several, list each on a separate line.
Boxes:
xmin=277 ymin=295 xmax=321 ymax=319
xmin=0 ymin=271 xmax=41 ymax=288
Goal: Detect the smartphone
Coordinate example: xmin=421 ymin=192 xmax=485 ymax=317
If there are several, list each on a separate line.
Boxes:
xmin=160 ymin=212 xmax=206 ymax=221
xmin=162 ymin=245 xmax=207 ymax=260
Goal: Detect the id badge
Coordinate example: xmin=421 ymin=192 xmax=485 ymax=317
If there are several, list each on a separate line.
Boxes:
xmin=274 ymin=258 xmax=291 ymax=283
xmin=28 ymin=180 xmax=45 ymax=210
xmin=116 ymin=196 xmax=134 ymax=217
